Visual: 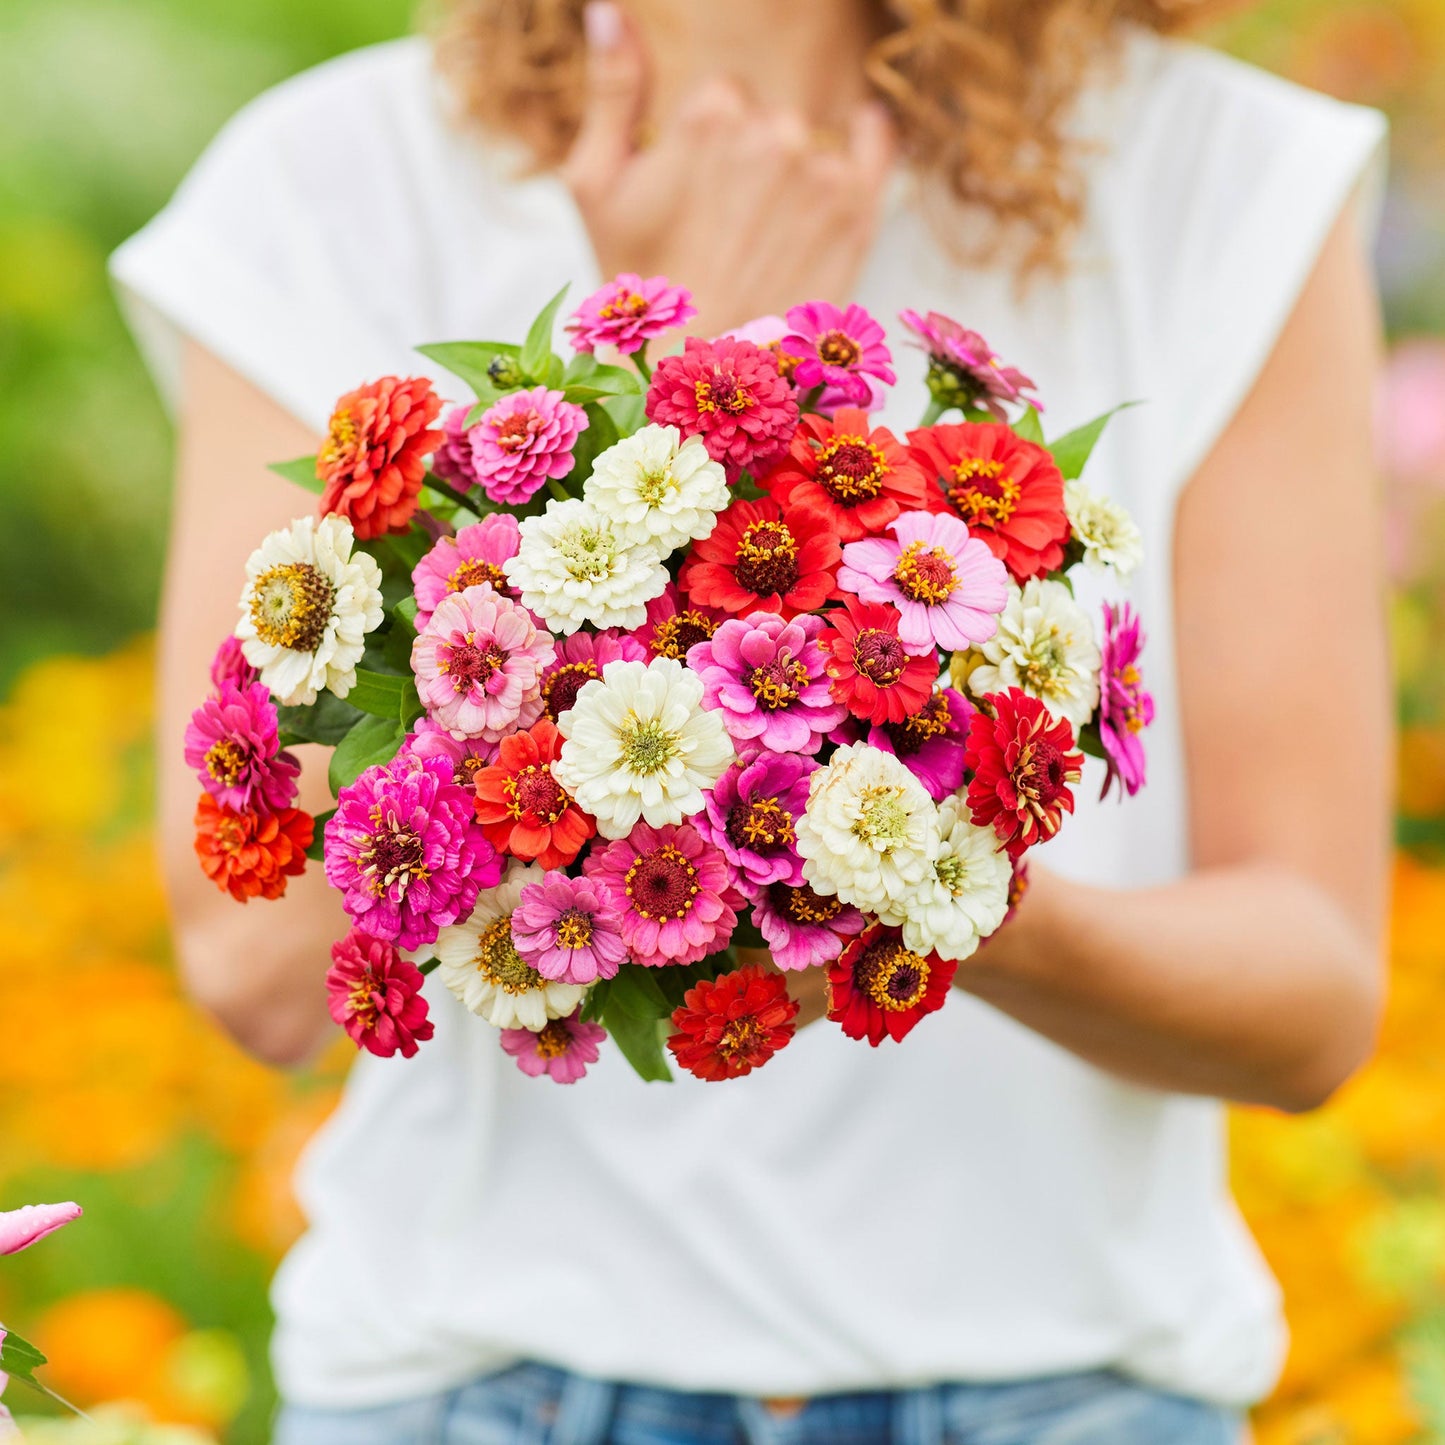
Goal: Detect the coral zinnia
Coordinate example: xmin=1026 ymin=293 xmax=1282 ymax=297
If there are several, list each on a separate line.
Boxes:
xmin=1098 ymin=602 xmax=1155 ymax=799
xmin=780 ymin=301 xmax=895 ymax=406
xmin=910 ymin=422 xmax=1069 ymax=582
xmin=185 ymin=681 xmax=300 ymax=814
xmin=317 ymin=375 xmax=443 ymax=539
xmin=472 ymin=386 xmax=588 ymax=507
xmin=965 ymin=687 xmax=1083 ymax=859
xmin=194 ymin=793 xmax=312 ymax=902
xmin=819 ymin=596 xmax=938 ymax=726
xmin=667 ymin=964 xmax=799 ymax=1082
xmin=411 ymin=514 xmax=524 ymax=632
xmin=678 ymin=497 xmax=840 ymax=620
xmin=472 ymin=717 xmax=595 ymax=869
xmin=898 ymin=310 xmax=1040 ymax=421
xmin=326 ymin=928 xmax=435 ymax=1059
xmin=501 ymin=1009 xmax=608 ymax=1083
xmin=827 ymin=925 xmax=957 ymax=1045
xmin=567 ymin=273 xmax=697 ymax=356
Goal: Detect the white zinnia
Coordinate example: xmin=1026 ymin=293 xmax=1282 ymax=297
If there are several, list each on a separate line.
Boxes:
xmin=902 ymin=797 xmax=1013 ymax=962
xmin=1063 ymin=479 xmax=1143 ymax=580
xmin=433 ymin=861 xmax=585 ymax=1029
xmin=552 ymin=656 xmax=735 ymax=839
xmin=796 ymin=743 xmax=938 ymax=921
xmin=235 ymin=513 xmax=384 ymax=706
xmin=503 ymin=497 xmax=669 ymax=635
xmin=583 ymin=424 xmax=730 ymax=554
xmin=968 ymin=578 xmax=1101 ymax=733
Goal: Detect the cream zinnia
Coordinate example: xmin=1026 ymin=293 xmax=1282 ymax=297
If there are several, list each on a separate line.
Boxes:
xmin=1063 ymin=479 xmax=1143 ymax=580
xmin=902 ymin=797 xmax=1013 ymax=962
xmin=582 ymin=424 xmax=730 ymax=553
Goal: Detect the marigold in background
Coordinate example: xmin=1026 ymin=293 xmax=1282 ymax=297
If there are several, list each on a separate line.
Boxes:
xmin=567 ymin=273 xmax=696 ymax=356
xmin=501 ymin=1010 xmax=608 ymax=1083
xmin=667 ymin=965 xmax=799 ymax=1081
xmin=193 ymin=795 xmax=312 ymax=902
xmin=472 ymin=717 xmax=594 ymax=868
xmin=827 ymin=925 xmax=957 ymax=1045
xmin=326 ymin=929 xmax=434 ymax=1059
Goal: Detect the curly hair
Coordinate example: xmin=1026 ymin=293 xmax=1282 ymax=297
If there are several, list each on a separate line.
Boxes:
xmin=432 ymin=0 xmax=1228 ymax=272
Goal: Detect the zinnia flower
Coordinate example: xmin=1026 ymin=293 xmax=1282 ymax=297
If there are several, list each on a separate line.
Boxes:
xmin=759 ymin=408 xmax=928 ymax=542
xmin=689 ymin=612 xmax=846 ymax=756
xmin=473 ymin=717 xmax=595 ymax=869
xmin=567 ymin=273 xmax=697 ymax=355
xmin=326 ymin=928 xmax=435 ymax=1058
xmin=899 ymin=310 xmax=1040 ymax=421
xmin=411 ymin=514 xmax=524 ymax=631
xmin=583 ymin=424 xmax=729 ymax=553
xmin=1098 ymin=601 xmax=1155 ymax=798
xmin=537 ymin=628 xmax=647 ymax=722
xmin=780 ymin=301 xmax=895 ymax=405
xmin=967 ymin=578 xmax=1101 ymax=733
xmin=317 ymin=374 xmax=443 ymax=538
xmin=411 ymin=584 xmax=555 ymax=742
xmin=194 ymin=794 xmax=313 ymax=902
xmin=964 ymin=688 xmax=1083 ymax=859
xmin=431 ymin=402 xmax=484 ymax=492
xmin=751 ymin=879 xmax=865 ymax=972
xmin=235 ymin=513 xmax=385 ymax=706
xmin=185 ymin=681 xmax=300 ymax=813
xmin=1064 ymin=479 xmax=1144 ymax=580
xmin=0 ymin=1202 xmax=82 ymax=1256
xmin=644 ymin=335 xmax=799 ymax=478
xmin=471 ymin=386 xmax=587 ymax=507
xmin=695 ymin=751 xmax=817 ymax=889
xmin=406 ymin=718 xmax=497 ymax=790
xmin=504 ymin=497 xmax=669 ymax=635
xmin=325 ymin=752 xmax=500 ymax=950
xmin=819 ymin=596 xmax=938 ymax=725
xmin=678 ymin=497 xmax=840 ymax=620
xmin=866 ymin=686 xmax=973 ymax=802
xmin=512 ymin=872 xmax=627 ymax=984
xmin=209 ymin=634 xmax=258 ymax=693
xmin=667 ymin=964 xmax=798 ymax=1081
xmin=902 ymin=796 xmax=1013 ymax=963
xmin=838 ymin=510 xmax=1009 ymax=654
xmin=585 ymin=821 xmax=743 ymax=968
xmin=553 ymin=657 xmax=735 ymax=839
xmin=827 ymin=925 xmax=956 ymax=1045
xmin=910 ymin=422 xmax=1069 ymax=582
xmin=636 ymin=583 xmax=724 ymax=662
xmin=501 ymin=1009 xmax=608 ymax=1083
xmin=434 ymin=861 xmax=586 ymax=1028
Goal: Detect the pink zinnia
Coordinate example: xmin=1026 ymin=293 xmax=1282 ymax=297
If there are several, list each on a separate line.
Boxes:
xmin=431 ymin=402 xmax=484 ymax=491
xmin=689 ymin=612 xmax=846 ymax=756
xmin=645 ymin=335 xmax=798 ymax=479
xmin=1099 ymin=602 xmax=1155 ymax=799
xmin=184 ymin=681 xmax=300 ymax=813
xmin=866 ymin=686 xmax=974 ymax=802
xmin=751 ymin=879 xmax=865 ymax=972
xmin=209 ymin=634 xmax=258 ymax=693
xmin=471 ymin=386 xmax=587 ymax=506
xmin=695 ymin=750 xmax=817 ymax=889
xmin=567 ymin=273 xmax=697 ymax=356
xmin=0 ymin=1201 xmax=82 ymax=1256
xmin=899 ymin=309 xmax=1040 ymax=421
xmin=838 ymin=511 xmax=1009 ymax=655
xmin=326 ymin=928 xmax=435 ymax=1058
xmin=780 ymin=301 xmax=895 ymax=406
xmin=585 ymin=821 xmax=743 ymax=969
xmin=411 ymin=584 xmax=555 ymax=742
xmin=501 ymin=1008 xmax=607 ymax=1084
xmin=411 ymin=513 xmax=524 ymax=631
xmin=512 ymin=872 xmax=628 ymax=984
xmin=406 ymin=718 xmax=497 ymax=790
xmin=538 ymin=628 xmax=647 ymax=723
xmin=324 ymin=752 xmax=500 ymax=950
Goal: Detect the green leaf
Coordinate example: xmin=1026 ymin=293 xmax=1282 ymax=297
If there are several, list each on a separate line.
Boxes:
xmin=605 ymin=1010 xmax=673 ymax=1082
xmin=328 ymin=715 xmax=406 ymax=794
xmin=267 ymin=455 xmax=324 ymax=496
xmin=580 ymin=979 xmax=611 ymax=1024
xmin=393 ymin=596 xmax=419 ymax=627
xmin=730 ymin=906 xmax=767 ymax=952
xmin=1046 ymin=402 xmax=1141 ymax=480
xmin=415 ymin=341 xmax=522 ymax=399
xmin=1012 ymin=405 xmax=1045 ymax=444
xmin=609 ymin=964 xmax=672 ymax=1019
xmin=305 ymin=808 xmax=336 ymax=860
xmin=563 ymin=354 xmax=642 ymax=402
xmin=521 ymin=283 xmax=572 ymax=382
xmin=601 ymin=392 xmax=647 ymax=436
xmin=1 ymin=1328 xmax=48 ymax=1387
xmin=275 ymin=691 xmax=366 ymax=747
xmin=565 ymin=402 xmax=621 ymax=489
xmin=344 ymin=669 xmax=423 ymax=725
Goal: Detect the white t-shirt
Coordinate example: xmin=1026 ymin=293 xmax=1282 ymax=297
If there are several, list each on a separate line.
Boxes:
xmin=111 ymin=31 xmax=1386 ymax=1412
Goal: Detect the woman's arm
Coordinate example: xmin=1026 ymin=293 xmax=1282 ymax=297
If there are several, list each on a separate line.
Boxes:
xmin=956 ymin=202 xmax=1393 ymax=1113
xmin=160 ymin=340 xmax=348 ymax=1067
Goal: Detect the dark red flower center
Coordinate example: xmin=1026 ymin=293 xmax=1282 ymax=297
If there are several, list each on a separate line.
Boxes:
xmin=448 ymin=559 xmax=510 ymax=595
xmin=650 ymin=610 xmax=717 ymax=660
xmin=892 ymin=542 xmax=957 ymax=605
xmin=947 ymin=458 xmax=1021 ymax=529
xmin=1016 ymin=739 xmax=1069 ymax=811
xmin=852 ymin=627 xmax=906 ymax=684
xmin=541 ymin=660 xmax=599 ymax=720
xmin=733 ymin=520 xmax=800 ymax=598
xmin=853 ymin=936 xmax=930 ymax=1012
xmin=716 ymin=1015 xmax=768 ymax=1062
xmin=625 ymin=844 xmax=700 ymax=921
xmin=884 ymin=692 xmax=952 ymax=755
xmin=695 ymin=369 xmax=753 ymax=416
xmin=494 ymin=410 xmax=542 ymax=452
xmin=746 ymin=653 xmax=809 ymax=709
xmin=361 ymin=825 xmax=428 ymax=898
xmin=455 ymin=754 xmax=488 ymax=789
xmin=205 ymin=738 xmax=247 ymax=786
xmin=725 ymin=797 xmax=795 ymax=853
xmin=815 ymin=436 xmax=886 ymax=503
xmin=817 ymin=330 xmax=861 ymax=368
xmin=773 ymin=881 xmax=844 ymax=928
xmin=446 ymin=636 xmax=510 ymax=693
xmin=506 ymin=763 xmax=569 ymax=824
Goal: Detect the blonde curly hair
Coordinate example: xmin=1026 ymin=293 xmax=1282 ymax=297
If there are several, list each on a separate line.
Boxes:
xmin=433 ymin=0 xmax=1227 ymax=272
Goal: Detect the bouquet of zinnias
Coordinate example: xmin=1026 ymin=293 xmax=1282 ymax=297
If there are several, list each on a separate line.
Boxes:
xmin=187 ymin=278 xmax=1153 ymax=1083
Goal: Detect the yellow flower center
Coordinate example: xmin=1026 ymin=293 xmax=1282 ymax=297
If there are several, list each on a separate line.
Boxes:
xmin=249 ymin=562 xmax=335 ymax=651
xmin=891 ymin=541 xmax=958 ymax=606
xmin=947 ymin=458 xmax=1020 ymax=530
xmin=474 ymin=915 xmax=543 ymax=993
xmin=204 ymin=738 xmax=247 ymax=787
xmin=616 ymin=713 xmax=679 ymax=776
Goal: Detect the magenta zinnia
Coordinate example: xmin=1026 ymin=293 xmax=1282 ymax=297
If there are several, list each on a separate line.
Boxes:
xmin=184 ymin=681 xmax=300 ymax=813
xmin=899 ymin=309 xmax=1041 ymax=421
xmin=326 ymin=928 xmax=435 ymax=1058
xmin=209 ymin=634 xmax=258 ymax=693
xmin=567 ymin=273 xmax=697 ymax=356
xmin=512 ymin=871 xmax=627 ymax=984
xmin=431 ymin=402 xmax=484 ymax=492
xmin=781 ymin=301 xmax=895 ymax=406
xmin=1098 ymin=602 xmax=1155 ymax=798
xmin=752 ymin=879 xmax=866 ymax=971
xmin=411 ymin=514 xmax=524 ymax=631
xmin=537 ymin=627 xmax=646 ymax=723
xmin=471 ymin=385 xmax=587 ymax=506
xmin=695 ymin=750 xmax=817 ymax=890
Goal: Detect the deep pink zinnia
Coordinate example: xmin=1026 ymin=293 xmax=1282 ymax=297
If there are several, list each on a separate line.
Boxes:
xmin=537 ymin=627 xmax=647 ymax=723
xmin=512 ymin=871 xmax=628 ymax=984
xmin=324 ymin=752 xmax=500 ymax=951
xmin=326 ymin=927 xmax=435 ymax=1058
xmin=471 ymin=386 xmax=587 ymax=506
xmin=209 ymin=634 xmax=258 ymax=693
xmin=751 ymin=879 xmax=866 ymax=972
xmin=645 ymin=335 xmax=798 ymax=479
xmin=899 ymin=309 xmax=1040 ymax=421
xmin=694 ymin=750 xmax=817 ymax=890
xmin=780 ymin=301 xmax=895 ymax=406
xmin=1098 ymin=601 xmax=1155 ymax=799
xmin=688 ymin=611 xmax=846 ymax=757
xmin=411 ymin=513 xmax=524 ymax=631
xmin=501 ymin=1008 xmax=607 ymax=1084
xmin=636 ymin=583 xmax=724 ymax=663
xmin=405 ymin=717 xmax=497 ymax=791
xmin=584 ymin=821 xmax=743 ymax=969
xmin=431 ymin=402 xmax=485 ymax=491
xmin=866 ymin=686 xmax=974 ymax=802
xmin=184 ymin=681 xmax=300 ymax=814
xmin=567 ymin=273 xmax=697 ymax=356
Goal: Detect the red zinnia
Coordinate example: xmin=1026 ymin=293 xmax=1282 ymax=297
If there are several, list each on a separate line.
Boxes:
xmin=473 ymin=718 xmax=595 ymax=869
xmin=317 ymin=375 xmax=444 ymax=539
xmin=193 ymin=793 xmax=313 ymax=902
xmin=667 ymin=965 xmax=799 ymax=1082
xmin=827 ymin=924 xmax=957 ymax=1045
xmin=908 ymin=422 xmax=1069 ymax=582
xmin=964 ymin=688 xmax=1083 ymax=859
xmin=819 ymin=596 xmax=937 ymax=725
xmin=678 ymin=497 xmax=839 ymax=620
xmin=326 ymin=928 xmax=435 ymax=1059
xmin=760 ymin=408 xmax=928 ymax=542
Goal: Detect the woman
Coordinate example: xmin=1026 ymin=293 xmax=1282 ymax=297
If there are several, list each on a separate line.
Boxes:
xmin=111 ymin=1 xmax=1392 ymax=1440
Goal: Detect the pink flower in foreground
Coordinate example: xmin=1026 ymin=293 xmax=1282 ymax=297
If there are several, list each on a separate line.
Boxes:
xmin=472 ymin=386 xmax=587 ymax=506
xmin=411 ymin=513 xmax=524 ymax=631
xmin=184 ymin=681 xmax=300 ymax=813
xmin=1099 ymin=601 xmax=1154 ymax=799
xmin=326 ymin=928 xmax=434 ymax=1058
xmin=694 ymin=750 xmax=817 ymax=889
xmin=431 ymin=402 xmax=484 ymax=492
xmin=0 ymin=1201 xmax=82 ymax=1255
xmin=567 ymin=273 xmax=697 ymax=356
xmin=501 ymin=1009 xmax=607 ymax=1083
xmin=899 ymin=309 xmax=1040 ymax=420
xmin=209 ymin=634 xmax=258 ymax=693
xmin=751 ymin=879 xmax=865 ymax=971
xmin=512 ymin=871 xmax=627 ymax=984
xmin=781 ymin=301 xmax=895 ymax=405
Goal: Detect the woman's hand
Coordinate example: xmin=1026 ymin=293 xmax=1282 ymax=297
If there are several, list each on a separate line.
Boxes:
xmin=561 ymin=3 xmax=896 ymax=339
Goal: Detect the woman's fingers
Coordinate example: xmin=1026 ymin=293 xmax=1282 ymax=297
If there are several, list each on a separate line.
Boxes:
xmin=562 ymin=1 xmax=649 ymax=203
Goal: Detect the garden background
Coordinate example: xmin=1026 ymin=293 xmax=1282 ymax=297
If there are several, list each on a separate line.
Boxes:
xmin=3 ymin=1 xmax=1445 ymax=1441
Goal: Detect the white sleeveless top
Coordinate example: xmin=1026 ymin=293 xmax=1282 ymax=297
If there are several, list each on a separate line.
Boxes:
xmin=112 ymin=32 xmax=1386 ymax=1411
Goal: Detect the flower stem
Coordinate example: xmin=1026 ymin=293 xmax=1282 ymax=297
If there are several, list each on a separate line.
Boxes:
xmin=547 ymin=478 xmax=572 ymax=503
xmin=423 ymin=474 xmax=485 ymax=517
xmin=633 ymin=343 xmax=652 ymax=383
xmin=918 ymin=397 xmax=948 ymax=427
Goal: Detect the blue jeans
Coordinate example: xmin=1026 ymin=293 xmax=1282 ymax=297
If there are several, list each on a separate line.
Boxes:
xmin=274 ymin=1361 xmax=1242 ymax=1444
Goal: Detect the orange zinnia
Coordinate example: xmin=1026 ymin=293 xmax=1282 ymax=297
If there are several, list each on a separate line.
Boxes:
xmin=194 ymin=793 xmax=313 ymax=902
xmin=473 ymin=718 xmax=595 ymax=870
